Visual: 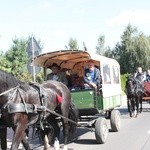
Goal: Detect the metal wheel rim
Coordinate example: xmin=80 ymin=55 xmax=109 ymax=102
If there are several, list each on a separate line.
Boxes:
xmin=102 ymin=123 xmax=108 ymax=140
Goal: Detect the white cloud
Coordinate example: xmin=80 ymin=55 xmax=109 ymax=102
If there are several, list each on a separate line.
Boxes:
xmin=107 ymin=10 xmax=150 ymax=26
xmin=38 ymin=1 xmax=50 ymax=9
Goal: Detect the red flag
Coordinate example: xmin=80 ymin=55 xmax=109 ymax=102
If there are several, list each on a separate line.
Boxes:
xmin=56 ymin=95 xmax=63 ymax=103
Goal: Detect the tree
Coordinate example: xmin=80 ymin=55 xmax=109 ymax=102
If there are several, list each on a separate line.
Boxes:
xmin=65 ymin=37 xmax=79 ymax=50
xmin=1 ymin=36 xmax=44 ymax=82
xmin=113 ymin=24 xmax=150 ymax=74
xmin=83 ymin=42 xmax=87 ymax=51
xmin=0 ymin=51 xmax=9 ymax=71
xmin=104 ymin=46 xmax=114 ymax=58
xmin=134 ymin=33 xmax=150 ymax=71
xmin=96 ymin=35 xmax=105 ymax=55
xmin=5 ymin=37 xmax=28 ymax=76
xmin=113 ymin=24 xmax=138 ymax=73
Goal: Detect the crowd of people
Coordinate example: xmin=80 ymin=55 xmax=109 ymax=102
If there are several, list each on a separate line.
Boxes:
xmin=46 ymin=61 xmax=150 ymax=94
xmin=47 ymin=60 xmax=102 ymax=90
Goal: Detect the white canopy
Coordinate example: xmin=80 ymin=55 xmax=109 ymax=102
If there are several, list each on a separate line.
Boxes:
xmin=32 ymin=50 xmax=100 ymax=69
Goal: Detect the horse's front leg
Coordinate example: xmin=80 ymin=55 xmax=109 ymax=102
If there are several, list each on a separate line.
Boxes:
xmin=10 ymin=116 xmax=29 ymax=150
xmin=135 ymin=98 xmax=140 ymax=117
xmin=21 ymin=131 xmax=32 ymax=150
xmin=44 ymin=134 xmax=51 ymax=150
xmin=11 ymin=125 xmax=27 ymax=150
xmin=139 ymin=96 xmax=143 ymax=113
xmin=127 ymin=99 xmax=132 ymax=117
xmin=0 ymin=127 xmax=7 ymax=150
xmin=131 ymin=99 xmax=136 ymax=117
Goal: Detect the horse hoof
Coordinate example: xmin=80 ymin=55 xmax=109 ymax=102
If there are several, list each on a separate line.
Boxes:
xmin=44 ymin=135 xmax=51 ymax=150
xmin=63 ymin=145 xmax=68 ymax=150
xmin=129 ymin=113 xmax=133 ymax=117
xmin=54 ymin=139 xmax=60 ymax=150
xmin=44 ymin=146 xmax=51 ymax=150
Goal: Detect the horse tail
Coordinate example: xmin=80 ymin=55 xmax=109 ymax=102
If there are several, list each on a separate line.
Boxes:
xmin=68 ymin=102 xmax=78 ymax=136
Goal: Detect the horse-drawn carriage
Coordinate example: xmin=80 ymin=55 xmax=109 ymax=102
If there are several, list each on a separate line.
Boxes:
xmin=125 ymin=74 xmax=150 ymax=118
xmin=32 ymin=50 xmax=122 ymax=144
xmin=143 ymin=82 xmax=150 ymax=101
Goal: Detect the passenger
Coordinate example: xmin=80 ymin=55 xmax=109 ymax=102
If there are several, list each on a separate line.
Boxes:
xmin=47 ymin=63 xmax=68 ymax=86
xmin=134 ymin=67 xmax=146 ymax=82
xmin=145 ymin=69 xmax=150 ymax=82
xmin=84 ymin=60 xmax=102 ymax=89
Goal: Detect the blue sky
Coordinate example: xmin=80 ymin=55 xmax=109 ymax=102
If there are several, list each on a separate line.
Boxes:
xmin=0 ymin=0 xmax=150 ymax=53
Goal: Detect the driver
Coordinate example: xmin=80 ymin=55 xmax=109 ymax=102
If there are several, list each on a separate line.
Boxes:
xmin=47 ymin=63 xmax=68 ymax=86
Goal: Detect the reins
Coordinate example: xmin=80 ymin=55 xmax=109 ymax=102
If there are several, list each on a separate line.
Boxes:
xmin=0 ymin=85 xmax=20 ymax=96
xmin=45 ymin=107 xmax=78 ymax=125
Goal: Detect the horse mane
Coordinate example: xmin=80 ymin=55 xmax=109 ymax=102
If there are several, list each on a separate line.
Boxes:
xmin=0 ymin=69 xmax=19 ymax=87
xmin=0 ymin=69 xmax=30 ymax=91
xmin=18 ymin=81 xmax=31 ymax=91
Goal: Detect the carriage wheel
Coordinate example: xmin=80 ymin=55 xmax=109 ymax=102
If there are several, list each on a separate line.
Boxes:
xmin=110 ymin=109 xmax=121 ymax=132
xmin=95 ymin=117 xmax=108 ymax=144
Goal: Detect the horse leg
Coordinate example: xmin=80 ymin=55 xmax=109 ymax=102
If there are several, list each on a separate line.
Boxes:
xmin=135 ymin=98 xmax=139 ymax=118
xmin=10 ymin=118 xmax=29 ymax=150
xmin=53 ymin=121 xmax=60 ymax=150
xmin=21 ymin=132 xmax=32 ymax=150
xmin=61 ymin=102 xmax=78 ymax=150
xmin=44 ymin=134 xmax=50 ymax=150
xmin=131 ymin=98 xmax=136 ymax=117
xmin=139 ymin=95 xmax=143 ymax=113
xmin=60 ymin=109 xmax=69 ymax=150
xmin=46 ymin=115 xmax=60 ymax=150
xmin=62 ymin=121 xmax=69 ymax=150
xmin=127 ymin=99 xmax=132 ymax=117
xmin=0 ymin=127 xmax=7 ymax=150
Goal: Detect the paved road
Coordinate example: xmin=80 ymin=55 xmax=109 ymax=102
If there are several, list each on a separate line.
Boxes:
xmin=6 ymin=101 xmax=150 ymax=150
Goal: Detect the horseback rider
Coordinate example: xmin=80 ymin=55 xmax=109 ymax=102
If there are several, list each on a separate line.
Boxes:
xmin=134 ymin=67 xmax=146 ymax=82
xmin=134 ymin=67 xmax=145 ymax=92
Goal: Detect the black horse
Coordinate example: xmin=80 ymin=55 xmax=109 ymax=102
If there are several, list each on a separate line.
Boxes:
xmin=125 ymin=75 xmax=143 ymax=117
xmin=0 ymin=69 xmax=78 ymax=150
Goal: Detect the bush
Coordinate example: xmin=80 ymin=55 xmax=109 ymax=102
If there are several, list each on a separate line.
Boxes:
xmin=121 ymin=74 xmax=129 ymax=95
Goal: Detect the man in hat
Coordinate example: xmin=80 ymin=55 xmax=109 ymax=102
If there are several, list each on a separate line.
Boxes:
xmin=47 ymin=63 xmax=68 ymax=86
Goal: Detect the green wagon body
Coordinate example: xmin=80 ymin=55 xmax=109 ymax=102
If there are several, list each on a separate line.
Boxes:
xmin=71 ymin=89 xmax=121 ymax=116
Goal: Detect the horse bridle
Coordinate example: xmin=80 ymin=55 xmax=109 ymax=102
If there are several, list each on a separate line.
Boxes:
xmin=0 ymin=85 xmax=20 ymax=97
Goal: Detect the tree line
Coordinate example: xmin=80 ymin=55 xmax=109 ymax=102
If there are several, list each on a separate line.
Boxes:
xmin=0 ymin=24 xmax=150 ymax=82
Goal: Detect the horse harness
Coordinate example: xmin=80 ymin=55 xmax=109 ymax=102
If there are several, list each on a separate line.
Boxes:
xmin=126 ymin=77 xmax=143 ymax=96
xmin=0 ymin=83 xmax=49 ymax=129
xmin=0 ymin=83 xmax=78 ymax=128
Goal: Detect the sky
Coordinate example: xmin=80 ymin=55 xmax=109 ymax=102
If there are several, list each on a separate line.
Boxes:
xmin=0 ymin=0 xmax=150 ymax=53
